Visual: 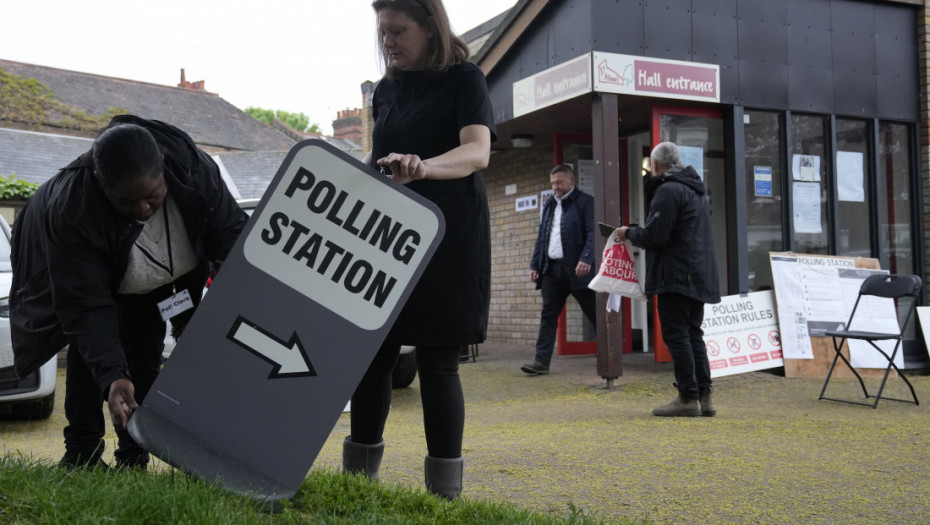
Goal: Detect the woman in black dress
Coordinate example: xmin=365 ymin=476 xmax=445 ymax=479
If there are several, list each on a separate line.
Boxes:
xmin=342 ymin=0 xmax=495 ymax=500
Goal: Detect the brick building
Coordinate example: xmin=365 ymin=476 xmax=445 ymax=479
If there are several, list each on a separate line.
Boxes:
xmin=455 ymin=0 xmax=930 ymax=375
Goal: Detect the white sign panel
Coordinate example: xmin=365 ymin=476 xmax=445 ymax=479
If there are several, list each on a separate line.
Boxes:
xmin=244 ymin=146 xmax=440 ymax=330
xmin=516 ymin=195 xmax=539 ymax=212
xmin=593 ymin=52 xmax=720 ymax=103
xmin=513 ymin=52 xmax=720 ymax=118
xmin=513 ymin=54 xmax=593 ymax=117
xmin=704 ymin=291 xmax=784 ymax=378
xmin=769 ymin=253 xmax=891 ymax=364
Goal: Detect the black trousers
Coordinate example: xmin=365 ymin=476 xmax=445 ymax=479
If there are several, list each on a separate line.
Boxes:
xmin=350 ymin=343 xmax=465 ymax=459
xmin=534 ymin=259 xmax=597 ymax=366
xmin=63 ymin=276 xmax=199 ymax=465
xmin=656 ymin=293 xmax=712 ymax=399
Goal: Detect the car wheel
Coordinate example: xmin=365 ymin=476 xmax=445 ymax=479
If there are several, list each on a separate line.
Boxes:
xmin=11 ymin=392 xmax=55 ymax=420
xmin=392 ymin=350 xmax=417 ymax=389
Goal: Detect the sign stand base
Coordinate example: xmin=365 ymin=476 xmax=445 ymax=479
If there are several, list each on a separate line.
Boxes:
xmin=129 ymin=407 xmax=293 ymax=503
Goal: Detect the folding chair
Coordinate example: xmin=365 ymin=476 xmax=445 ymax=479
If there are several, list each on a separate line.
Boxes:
xmin=459 ymin=344 xmax=479 ymax=363
xmin=819 ymin=273 xmax=922 ymax=408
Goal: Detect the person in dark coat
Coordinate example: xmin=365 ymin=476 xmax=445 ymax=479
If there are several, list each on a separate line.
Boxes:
xmin=342 ymin=0 xmax=495 ymax=500
xmin=523 ymin=164 xmax=596 ymax=375
xmin=617 ymin=141 xmax=721 ymax=417
xmin=10 ymin=115 xmax=247 ymax=469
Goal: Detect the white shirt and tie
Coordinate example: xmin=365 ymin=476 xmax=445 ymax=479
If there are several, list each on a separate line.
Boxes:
xmin=547 ymin=187 xmax=574 ymax=261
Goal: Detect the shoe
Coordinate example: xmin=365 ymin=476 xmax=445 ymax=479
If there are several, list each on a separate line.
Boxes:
xmin=114 ymin=454 xmax=149 ymax=471
xmin=520 ymin=361 xmax=549 ymax=375
xmin=699 ymin=387 xmax=716 ymax=417
xmin=58 ymin=449 xmax=110 ymax=471
xmin=652 ymin=394 xmax=702 ymax=417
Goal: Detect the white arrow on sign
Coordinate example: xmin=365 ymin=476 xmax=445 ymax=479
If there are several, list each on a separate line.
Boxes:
xmin=227 ymin=316 xmax=317 ymax=379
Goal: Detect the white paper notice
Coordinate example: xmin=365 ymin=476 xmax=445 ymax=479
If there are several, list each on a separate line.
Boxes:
xmin=800 ymin=265 xmax=845 ymax=322
xmin=837 ymin=151 xmax=865 ymax=202
xmin=577 ymin=159 xmax=596 ymax=196
xmin=835 ymin=269 xmax=902 ymax=369
xmin=770 ymin=255 xmax=813 ymax=359
xmin=792 ymin=154 xmax=821 ymax=182
xmin=678 ymin=146 xmax=704 ymax=181
xmin=793 ymin=182 xmax=822 ymax=234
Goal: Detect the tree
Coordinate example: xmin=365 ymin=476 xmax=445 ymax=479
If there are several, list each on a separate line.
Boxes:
xmin=245 ymin=106 xmax=320 ymax=133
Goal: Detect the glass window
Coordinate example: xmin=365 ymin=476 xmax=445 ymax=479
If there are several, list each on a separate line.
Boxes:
xmin=744 ymin=110 xmax=784 ymax=291
xmin=790 ymin=114 xmax=830 ymax=254
xmin=877 ymin=122 xmax=914 ymax=275
xmin=835 ymin=118 xmax=871 ymax=257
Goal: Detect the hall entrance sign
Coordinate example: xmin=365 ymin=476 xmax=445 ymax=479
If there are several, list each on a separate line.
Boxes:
xmin=129 ymin=140 xmax=444 ymax=502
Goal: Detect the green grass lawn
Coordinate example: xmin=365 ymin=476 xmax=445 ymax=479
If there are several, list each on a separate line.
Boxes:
xmin=0 ymin=456 xmax=626 ymax=525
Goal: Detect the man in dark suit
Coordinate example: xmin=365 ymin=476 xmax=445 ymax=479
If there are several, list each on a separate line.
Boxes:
xmin=524 ymin=164 xmax=597 ymax=375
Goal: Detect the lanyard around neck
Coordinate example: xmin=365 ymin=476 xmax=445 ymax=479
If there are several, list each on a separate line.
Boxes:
xmin=134 ymin=202 xmax=173 ymax=278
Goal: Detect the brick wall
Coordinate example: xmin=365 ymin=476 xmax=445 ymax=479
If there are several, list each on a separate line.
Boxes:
xmin=484 ymin=145 xmax=593 ymax=345
xmin=484 ymin=147 xmax=552 ymax=344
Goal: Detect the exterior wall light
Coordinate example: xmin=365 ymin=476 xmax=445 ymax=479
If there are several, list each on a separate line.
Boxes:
xmin=511 ymin=134 xmax=534 ymax=148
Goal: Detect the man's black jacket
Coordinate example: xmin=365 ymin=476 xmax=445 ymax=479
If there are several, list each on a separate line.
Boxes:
xmin=625 ymin=165 xmax=721 ymax=304
xmin=10 ymin=115 xmax=247 ymax=391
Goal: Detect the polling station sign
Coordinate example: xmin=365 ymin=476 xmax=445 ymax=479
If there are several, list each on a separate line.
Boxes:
xmin=243 ymin=146 xmax=434 ymax=329
xmin=129 ymin=140 xmax=444 ymax=502
xmin=703 ymin=291 xmax=784 ymax=378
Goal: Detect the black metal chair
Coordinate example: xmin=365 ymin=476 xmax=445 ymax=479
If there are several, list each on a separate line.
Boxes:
xmin=818 ymin=273 xmax=922 ymax=408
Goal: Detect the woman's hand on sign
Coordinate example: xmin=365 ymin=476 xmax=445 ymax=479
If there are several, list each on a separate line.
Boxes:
xmin=377 ymin=153 xmax=427 ymax=185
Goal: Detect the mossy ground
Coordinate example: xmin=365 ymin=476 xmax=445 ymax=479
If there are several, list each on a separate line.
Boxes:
xmin=2 ymin=344 xmax=927 ymax=524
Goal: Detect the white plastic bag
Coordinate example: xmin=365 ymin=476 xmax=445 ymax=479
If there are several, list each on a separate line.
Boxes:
xmin=587 ymin=231 xmax=647 ymax=301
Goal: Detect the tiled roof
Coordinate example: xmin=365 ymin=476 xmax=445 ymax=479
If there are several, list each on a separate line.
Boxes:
xmin=214 ymin=137 xmax=364 ymax=200
xmin=0 ymin=125 xmax=283 ymax=198
xmin=213 ymin=150 xmax=288 ymax=200
xmin=0 ymin=127 xmax=92 ymax=184
xmin=0 ymin=127 xmax=368 ymax=204
xmin=0 ymin=59 xmax=297 ymax=152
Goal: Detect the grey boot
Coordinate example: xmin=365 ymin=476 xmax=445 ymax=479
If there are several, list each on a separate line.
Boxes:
xmin=342 ymin=436 xmax=384 ymax=480
xmin=699 ymin=387 xmax=716 ymax=417
xmin=652 ymin=394 xmax=701 ymax=417
xmin=424 ymin=455 xmax=464 ymax=500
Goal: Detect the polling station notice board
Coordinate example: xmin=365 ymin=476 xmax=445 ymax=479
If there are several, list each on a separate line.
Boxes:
xmin=768 ymin=252 xmax=894 ymax=379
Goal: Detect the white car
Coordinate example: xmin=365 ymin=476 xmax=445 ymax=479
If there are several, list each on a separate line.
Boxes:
xmin=0 ymin=214 xmax=57 ymax=420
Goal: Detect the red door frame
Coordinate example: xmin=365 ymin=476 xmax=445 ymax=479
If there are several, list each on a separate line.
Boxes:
xmin=650 ymin=105 xmax=724 ymax=363
xmin=552 ymin=133 xmax=633 ymax=356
